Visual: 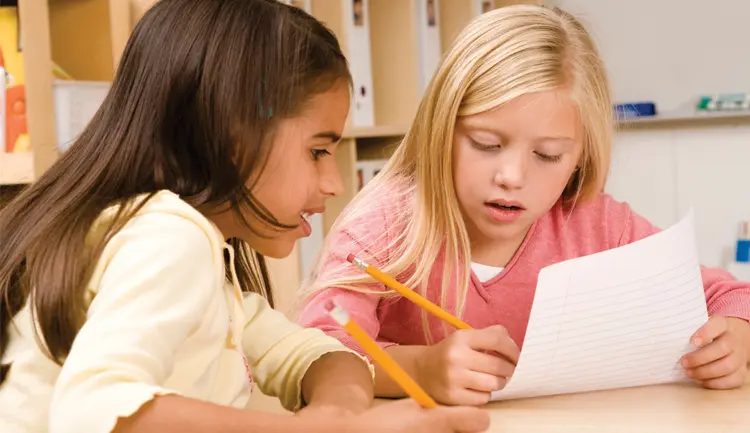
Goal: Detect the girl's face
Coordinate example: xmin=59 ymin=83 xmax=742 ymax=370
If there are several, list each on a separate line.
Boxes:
xmin=214 ymin=82 xmax=350 ymax=258
xmin=452 ymin=89 xmax=584 ymax=256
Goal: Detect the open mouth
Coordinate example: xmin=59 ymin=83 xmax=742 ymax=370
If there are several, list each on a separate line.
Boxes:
xmin=486 ymin=203 xmax=523 ymax=211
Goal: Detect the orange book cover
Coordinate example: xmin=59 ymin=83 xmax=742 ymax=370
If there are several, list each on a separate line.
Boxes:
xmin=0 ymin=4 xmax=28 ymax=153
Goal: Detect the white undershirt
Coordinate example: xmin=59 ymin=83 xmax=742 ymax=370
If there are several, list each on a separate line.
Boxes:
xmin=471 ymin=262 xmax=504 ymax=283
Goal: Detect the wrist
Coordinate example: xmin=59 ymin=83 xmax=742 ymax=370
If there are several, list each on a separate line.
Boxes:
xmin=292 ymin=411 xmax=352 ymax=433
xmin=411 ymin=346 xmax=431 ymax=391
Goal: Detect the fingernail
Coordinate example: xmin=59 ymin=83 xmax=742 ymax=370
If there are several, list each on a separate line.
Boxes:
xmin=692 ymin=338 xmax=702 ymax=347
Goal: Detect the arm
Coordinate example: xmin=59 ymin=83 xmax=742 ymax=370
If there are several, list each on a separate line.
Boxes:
xmin=113 ymin=395 xmax=336 ymax=433
xmin=297 ymin=288 xmax=403 ymax=398
xmin=377 ymin=346 xmax=429 ymax=398
xmin=241 ymin=292 xmax=375 ymax=413
xmin=301 ymin=350 xmax=373 ymax=414
xmin=51 ymin=213 xmax=326 ymax=433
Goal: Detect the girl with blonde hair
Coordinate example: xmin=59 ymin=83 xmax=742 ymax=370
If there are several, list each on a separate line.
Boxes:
xmin=297 ymin=5 xmax=750 ymax=406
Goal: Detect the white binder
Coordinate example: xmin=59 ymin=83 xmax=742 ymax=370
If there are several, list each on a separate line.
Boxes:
xmin=474 ymin=0 xmax=495 ymax=15
xmin=414 ymin=0 xmax=442 ymax=94
xmin=341 ymin=0 xmax=375 ymax=127
xmin=52 ymin=80 xmax=110 ymax=153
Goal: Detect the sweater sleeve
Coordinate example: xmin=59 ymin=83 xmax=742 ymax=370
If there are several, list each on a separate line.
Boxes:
xmin=617 ymin=203 xmax=750 ymax=323
xmin=50 ymin=213 xmax=220 ymax=433
xmin=297 ymin=285 xmax=398 ymax=361
xmin=241 ymin=292 xmax=373 ymax=412
xmin=297 ymin=225 xmax=399 ymax=360
xmin=297 ymin=195 xmax=401 ymax=359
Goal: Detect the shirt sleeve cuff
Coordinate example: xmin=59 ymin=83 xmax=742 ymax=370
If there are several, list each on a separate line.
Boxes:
xmin=708 ymin=293 xmax=750 ymax=323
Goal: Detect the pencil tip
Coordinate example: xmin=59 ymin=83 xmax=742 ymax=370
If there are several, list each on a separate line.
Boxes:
xmin=346 ymin=253 xmax=355 ymax=263
xmin=324 ymin=299 xmax=336 ymax=312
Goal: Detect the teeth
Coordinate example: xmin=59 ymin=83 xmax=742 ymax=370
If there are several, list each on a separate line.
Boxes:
xmin=490 ymin=203 xmax=519 ymax=210
xmin=300 ymin=211 xmax=311 ymax=221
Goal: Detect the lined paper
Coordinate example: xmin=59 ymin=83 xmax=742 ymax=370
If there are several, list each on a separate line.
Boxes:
xmin=491 ymin=211 xmax=708 ymax=401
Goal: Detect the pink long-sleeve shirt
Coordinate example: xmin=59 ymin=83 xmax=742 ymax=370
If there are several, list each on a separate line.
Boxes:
xmin=297 ymin=190 xmax=750 ymax=356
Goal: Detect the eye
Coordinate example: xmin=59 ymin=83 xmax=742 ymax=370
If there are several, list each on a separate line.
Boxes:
xmin=469 ymin=138 xmax=501 ymax=151
xmin=535 ymin=152 xmax=563 ymax=163
xmin=311 ymin=149 xmax=331 ymax=161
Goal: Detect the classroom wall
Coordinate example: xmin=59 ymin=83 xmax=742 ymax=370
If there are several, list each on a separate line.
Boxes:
xmin=552 ymin=0 xmax=750 ymax=269
xmin=606 ymin=125 xmax=750 ymax=269
xmin=553 ymin=0 xmax=750 ymax=112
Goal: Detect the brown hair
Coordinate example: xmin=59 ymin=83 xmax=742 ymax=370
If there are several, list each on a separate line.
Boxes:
xmin=0 ymin=0 xmax=350 ymax=384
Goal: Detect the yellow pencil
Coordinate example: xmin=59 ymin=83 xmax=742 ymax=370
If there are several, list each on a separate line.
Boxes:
xmin=325 ymin=299 xmax=438 ymax=409
xmin=346 ymin=254 xmax=472 ymax=330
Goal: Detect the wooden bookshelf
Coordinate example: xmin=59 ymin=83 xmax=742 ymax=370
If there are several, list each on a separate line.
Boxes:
xmin=14 ymin=0 xmax=57 ymax=183
xmin=343 ymin=124 xmax=409 ymax=138
xmin=48 ymin=0 xmax=114 ymax=81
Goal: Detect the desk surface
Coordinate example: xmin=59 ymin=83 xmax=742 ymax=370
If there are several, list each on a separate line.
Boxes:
xmin=483 ymin=381 xmax=750 ymax=433
xmin=249 ymin=380 xmax=750 ymax=432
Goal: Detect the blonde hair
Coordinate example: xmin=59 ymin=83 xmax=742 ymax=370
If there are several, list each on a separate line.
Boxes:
xmin=296 ymin=5 xmax=613 ymax=341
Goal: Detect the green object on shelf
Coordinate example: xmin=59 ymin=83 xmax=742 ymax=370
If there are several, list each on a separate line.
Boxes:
xmin=697 ymin=96 xmax=711 ymax=110
xmin=696 ymin=93 xmax=750 ymax=111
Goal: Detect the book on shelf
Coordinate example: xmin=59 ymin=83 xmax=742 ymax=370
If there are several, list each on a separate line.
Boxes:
xmin=356 ymin=159 xmax=388 ymax=190
xmin=0 ymin=4 xmax=27 ymax=153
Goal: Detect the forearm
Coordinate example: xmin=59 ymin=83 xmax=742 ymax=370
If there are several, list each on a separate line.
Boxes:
xmin=301 ymin=351 xmax=374 ymax=412
xmin=375 ymin=345 xmax=429 ymax=398
xmin=113 ymin=395 xmax=333 ymax=433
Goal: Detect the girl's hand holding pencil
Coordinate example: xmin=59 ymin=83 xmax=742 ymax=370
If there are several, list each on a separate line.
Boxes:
xmin=346 ymin=254 xmax=520 ymax=406
xmin=414 ymin=326 xmax=519 ymax=406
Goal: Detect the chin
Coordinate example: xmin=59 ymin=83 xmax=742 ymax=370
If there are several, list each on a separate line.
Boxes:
xmin=481 ymin=221 xmax=531 ymax=242
xmin=254 ymin=240 xmax=296 ymax=260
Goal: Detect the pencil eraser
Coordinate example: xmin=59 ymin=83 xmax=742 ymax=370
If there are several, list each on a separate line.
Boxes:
xmin=324 ymin=299 xmax=336 ymax=312
xmin=346 ymin=253 xmax=355 ymax=263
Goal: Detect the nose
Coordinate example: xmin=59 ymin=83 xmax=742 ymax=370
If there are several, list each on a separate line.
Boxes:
xmin=320 ymin=161 xmax=344 ymax=198
xmin=493 ymin=149 xmax=527 ymax=190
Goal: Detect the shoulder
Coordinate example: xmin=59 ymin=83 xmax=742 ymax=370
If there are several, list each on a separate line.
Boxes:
xmin=329 ymin=178 xmax=414 ymax=257
xmin=568 ymin=192 xmax=635 ymax=223
xmin=98 ymin=190 xmax=222 ymax=237
xmin=538 ymin=193 xmax=651 ymax=252
xmin=89 ymin=190 xmax=226 ymax=294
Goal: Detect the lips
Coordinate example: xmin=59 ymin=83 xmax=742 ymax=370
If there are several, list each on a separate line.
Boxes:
xmin=300 ymin=207 xmax=325 ymax=221
xmin=485 ymin=199 xmax=525 ymax=212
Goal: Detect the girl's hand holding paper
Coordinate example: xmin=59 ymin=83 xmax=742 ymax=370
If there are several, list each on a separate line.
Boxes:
xmin=681 ymin=316 xmax=750 ymax=389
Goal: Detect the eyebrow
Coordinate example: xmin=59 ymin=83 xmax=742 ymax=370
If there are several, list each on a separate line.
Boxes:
xmin=312 ymin=131 xmax=342 ymax=143
xmin=534 ymin=136 xmax=575 ymax=143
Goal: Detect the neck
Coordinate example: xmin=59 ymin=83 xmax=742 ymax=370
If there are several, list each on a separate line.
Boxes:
xmin=197 ymin=203 xmax=235 ymax=241
xmin=468 ymin=226 xmax=531 ymax=268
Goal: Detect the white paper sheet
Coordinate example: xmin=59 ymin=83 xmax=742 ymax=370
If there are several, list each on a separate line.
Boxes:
xmin=490 ymin=211 xmax=708 ymax=401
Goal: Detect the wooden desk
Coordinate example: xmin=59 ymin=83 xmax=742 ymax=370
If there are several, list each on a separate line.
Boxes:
xmin=249 ymin=381 xmax=750 ymax=432
xmin=483 ymin=381 xmax=750 ymax=433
